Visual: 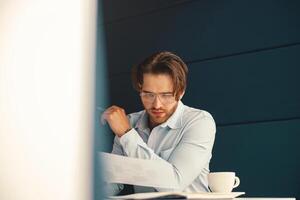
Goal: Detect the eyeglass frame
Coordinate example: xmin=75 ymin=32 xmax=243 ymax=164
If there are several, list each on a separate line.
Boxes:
xmin=139 ymin=91 xmax=176 ymax=105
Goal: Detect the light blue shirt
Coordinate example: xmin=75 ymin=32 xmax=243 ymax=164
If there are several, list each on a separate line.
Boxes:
xmin=108 ymin=101 xmax=216 ymax=194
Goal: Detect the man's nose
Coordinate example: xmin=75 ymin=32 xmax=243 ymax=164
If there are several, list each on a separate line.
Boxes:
xmin=153 ymin=95 xmax=163 ymax=108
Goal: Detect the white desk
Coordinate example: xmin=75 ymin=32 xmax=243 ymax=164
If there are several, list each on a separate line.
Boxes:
xmin=237 ymin=198 xmax=295 ymax=200
xmin=108 ymin=192 xmax=296 ymax=200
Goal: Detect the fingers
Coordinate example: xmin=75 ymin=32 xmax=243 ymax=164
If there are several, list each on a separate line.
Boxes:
xmin=100 ymin=105 xmax=131 ymax=136
xmin=103 ymin=106 xmax=125 ymax=118
xmin=100 ymin=113 xmax=107 ymax=125
xmin=100 ymin=105 xmax=126 ymax=125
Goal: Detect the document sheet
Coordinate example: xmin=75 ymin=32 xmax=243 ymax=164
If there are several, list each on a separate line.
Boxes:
xmin=99 ymin=152 xmax=178 ymax=188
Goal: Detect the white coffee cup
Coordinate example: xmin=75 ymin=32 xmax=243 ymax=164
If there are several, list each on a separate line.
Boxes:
xmin=208 ymin=172 xmax=240 ymax=193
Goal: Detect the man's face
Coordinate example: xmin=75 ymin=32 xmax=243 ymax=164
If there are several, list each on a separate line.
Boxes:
xmin=140 ymin=73 xmax=180 ymax=128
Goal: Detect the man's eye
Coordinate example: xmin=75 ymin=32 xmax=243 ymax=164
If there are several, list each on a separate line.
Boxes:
xmin=146 ymin=93 xmax=155 ymax=98
xmin=161 ymin=94 xmax=173 ymax=98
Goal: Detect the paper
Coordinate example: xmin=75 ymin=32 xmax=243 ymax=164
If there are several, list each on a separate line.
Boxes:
xmin=99 ymin=152 xmax=178 ymax=189
xmin=107 ymin=192 xmax=245 ymax=199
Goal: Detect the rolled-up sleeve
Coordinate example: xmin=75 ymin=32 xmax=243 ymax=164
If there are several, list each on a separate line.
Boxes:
xmin=119 ymin=129 xmax=167 ymax=160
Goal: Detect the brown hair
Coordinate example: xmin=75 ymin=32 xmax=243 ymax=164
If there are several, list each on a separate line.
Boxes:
xmin=131 ymin=51 xmax=188 ymax=101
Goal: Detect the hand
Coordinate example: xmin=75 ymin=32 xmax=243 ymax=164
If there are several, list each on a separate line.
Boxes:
xmin=101 ymin=105 xmax=131 ymax=137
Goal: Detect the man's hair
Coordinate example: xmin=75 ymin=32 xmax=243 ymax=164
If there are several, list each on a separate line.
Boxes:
xmin=131 ymin=51 xmax=188 ymax=101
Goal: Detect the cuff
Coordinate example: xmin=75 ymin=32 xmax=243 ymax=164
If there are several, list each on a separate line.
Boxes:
xmin=119 ymin=128 xmax=145 ymax=155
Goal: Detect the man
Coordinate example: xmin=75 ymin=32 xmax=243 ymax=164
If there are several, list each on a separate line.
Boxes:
xmin=102 ymin=51 xmax=216 ymax=194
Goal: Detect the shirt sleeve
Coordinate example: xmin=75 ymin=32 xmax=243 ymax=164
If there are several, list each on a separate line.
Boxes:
xmin=118 ymin=114 xmax=216 ymax=191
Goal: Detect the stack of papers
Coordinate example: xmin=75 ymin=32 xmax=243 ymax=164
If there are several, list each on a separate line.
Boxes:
xmin=99 ymin=152 xmax=178 ymax=188
xmin=107 ymin=192 xmax=245 ymax=199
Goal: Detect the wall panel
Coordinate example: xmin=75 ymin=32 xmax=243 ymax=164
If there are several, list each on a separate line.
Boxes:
xmin=185 ymin=45 xmax=300 ymax=124
xmin=104 ymin=0 xmax=300 ymax=74
xmin=211 ymin=119 xmax=300 ymax=197
xmin=102 ymin=0 xmax=191 ymax=23
xmin=99 ymin=0 xmax=300 ymax=197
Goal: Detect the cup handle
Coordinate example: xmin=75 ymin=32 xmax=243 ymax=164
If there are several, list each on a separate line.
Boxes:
xmin=233 ymin=176 xmax=240 ymax=188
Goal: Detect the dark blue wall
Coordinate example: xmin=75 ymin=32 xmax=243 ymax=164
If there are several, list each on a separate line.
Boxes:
xmin=98 ymin=0 xmax=300 ymax=198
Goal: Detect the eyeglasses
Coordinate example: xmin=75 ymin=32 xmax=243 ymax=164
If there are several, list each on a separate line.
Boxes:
xmin=140 ymin=92 xmax=175 ymax=105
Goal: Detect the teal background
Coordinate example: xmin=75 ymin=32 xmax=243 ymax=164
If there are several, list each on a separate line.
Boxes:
xmin=96 ymin=0 xmax=300 ymax=198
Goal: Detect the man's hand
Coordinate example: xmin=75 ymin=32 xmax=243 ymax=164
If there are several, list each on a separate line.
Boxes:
xmin=101 ymin=105 xmax=131 ymax=137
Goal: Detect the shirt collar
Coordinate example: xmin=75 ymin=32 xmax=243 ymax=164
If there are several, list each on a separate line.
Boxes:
xmin=160 ymin=101 xmax=184 ymax=129
xmin=135 ymin=101 xmax=185 ymax=131
xmin=135 ymin=111 xmax=149 ymax=131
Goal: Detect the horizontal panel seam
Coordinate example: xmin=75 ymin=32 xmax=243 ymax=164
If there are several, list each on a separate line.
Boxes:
xmin=217 ymin=116 xmax=300 ymax=127
xmin=106 ymin=42 xmax=300 ymax=77
xmin=186 ymin=42 xmax=300 ymax=64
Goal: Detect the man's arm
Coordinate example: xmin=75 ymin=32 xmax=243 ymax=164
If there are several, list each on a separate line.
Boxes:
xmin=102 ymin=105 xmax=216 ymax=191
xmin=117 ymin=114 xmax=216 ymax=191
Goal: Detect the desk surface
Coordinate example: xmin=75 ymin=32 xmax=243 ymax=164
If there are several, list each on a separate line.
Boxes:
xmin=237 ymin=198 xmax=295 ymax=200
